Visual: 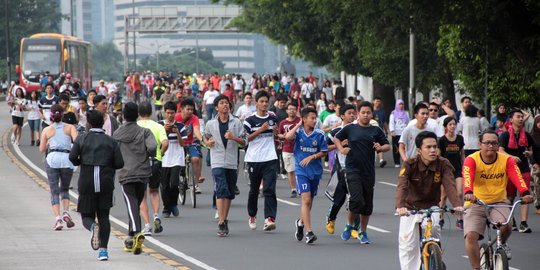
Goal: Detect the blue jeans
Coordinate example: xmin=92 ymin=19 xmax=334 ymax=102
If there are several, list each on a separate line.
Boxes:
xmin=205 ymin=104 xmax=216 ymax=121
xmin=212 ymin=168 xmax=237 ymax=200
xmin=45 ymin=163 xmax=73 ymax=205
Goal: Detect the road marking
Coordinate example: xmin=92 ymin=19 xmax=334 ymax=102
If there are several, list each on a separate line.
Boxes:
xmin=277 ymin=198 xmax=300 ymax=206
xmin=7 ymin=128 xmax=217 ymax=270
xmin=461 ymin=255 xmax=520 ymax=270
xmin=323 ymin=169 xmax=331 ymax=173
xmin=367 ymin=225 xmax=392 ymax=233
xmin=379 ymin=181 xmax=397 ymax=187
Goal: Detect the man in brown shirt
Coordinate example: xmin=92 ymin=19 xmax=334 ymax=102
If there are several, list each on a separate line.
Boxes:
xmin=395 ymin=131 xmax=463 ymax=270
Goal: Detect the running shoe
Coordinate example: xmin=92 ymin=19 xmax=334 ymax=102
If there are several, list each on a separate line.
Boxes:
xmin=511 ymin=217 xmax=518 ymax=231
xmin=10 ymin=133 xmax=15 ymax=144
xmin=379 ymin=159 xmax=387 ymax=168
xmin=62 ymin=212 xmax=75 ymax=228
xmin=359 ymin=231 xmax=370 ymax=244
xmin=90 ymin=222 xmax=100 ymax=250
xmin=351 ymin=229 xmax=359 ymax=239
xmin=326 ymin=220 xmax=335 ymax=234
xmin=248 ymin=216 xmax=257 ymax=230
xmin=142 ymin=224 xmax=152 ymax=236
xmin=341 ymin=224 xmax=353 ymax=241
xmin=305 ymin=231 xmax=317 ymax=244
xmin=153 ymin=217 xmax=163 ymax=234
xmin=195 ymin=185 xmax=202 ymax=194
xmin=456 ymin=219 xmax=464 ymax=230
xmin=519 ymin=222 xmax=532 ymax=233
xmin=162 ymin=210 xmax=171 ymax=218
xmin=235 ymin=185 xmax=240 ymax=195
xmin=224 ymin=220 xmax=229 ymax=235
xmin=394 ymin=164 xmax=401 ymax=168
xmin=290 ymin=189 xmax=298 ymax=198
xmin=53 ymin=219 xmax=64 ymax=231
xmin=217 ymin=222 xmax=227 ymax=237
xmin=263 ymin=217 xmax=276 ymax=231
xmin=132 ymin=233 xmax=145 ymax=255
xmin=97 ymin=249 xmax=108 ymax=261
xmin=214 ymin=210 xmax=219 ymax=220
xmin=124 ymin=238 xmax=134 ymax=252
xmin=295 ymin=219 xmax=304 ymax=241
xmin=171 ymin=205 xmax=180 ymax=217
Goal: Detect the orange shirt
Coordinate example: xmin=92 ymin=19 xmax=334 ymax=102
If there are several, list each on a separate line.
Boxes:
xmin=463 ymin=151 xmax=528 ymax=204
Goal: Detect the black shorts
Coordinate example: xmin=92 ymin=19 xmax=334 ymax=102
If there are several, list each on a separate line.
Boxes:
xmin=12 ymin=116 xmax=23 ymax=126
xmin=344 ymin=172 xmax=375 ymax=216
xmin=149 ymin=160 xmax=162 ymax=189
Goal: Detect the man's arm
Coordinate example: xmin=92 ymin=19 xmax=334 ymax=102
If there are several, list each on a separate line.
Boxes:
xmin=462 ymin=157 xmax=476 ymax=200
xmin=395 ymin=162 xmax=410 ymax=215
xmin=285 ymin=121 xmax=302 ymax=141
xmin=69 ymin=137 xmax=81 ymax=166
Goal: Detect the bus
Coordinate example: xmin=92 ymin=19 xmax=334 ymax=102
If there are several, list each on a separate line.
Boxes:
xmin=16 ymin=33 xmax=93 ymax=92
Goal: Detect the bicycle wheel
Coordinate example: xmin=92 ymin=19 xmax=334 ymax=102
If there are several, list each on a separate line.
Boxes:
xmin=479 ymin=243 xmax=493 ymax=270
xmin=425 ymin=243 xmax=444 ymax=270
xmin=493 ymin=248 xmax=508 ymax=270
xmin=187 ymin=162 xmax=197 ymax=208
xmin=178 ymin=173 xmax=187 ymax=206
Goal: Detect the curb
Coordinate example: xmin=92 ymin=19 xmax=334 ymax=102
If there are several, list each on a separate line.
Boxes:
xmin=1 ymin=127 xmax=191 ymax=270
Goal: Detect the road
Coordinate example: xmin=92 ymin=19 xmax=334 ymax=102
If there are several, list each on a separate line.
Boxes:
xmin=13 ymin=122 xmax=540 ymax=270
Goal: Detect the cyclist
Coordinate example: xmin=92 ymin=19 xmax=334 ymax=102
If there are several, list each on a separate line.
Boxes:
xmin=462 ymin=130 xmax=533 ymax=270
xmin=395 ymin=131 xmax=463 ymax=270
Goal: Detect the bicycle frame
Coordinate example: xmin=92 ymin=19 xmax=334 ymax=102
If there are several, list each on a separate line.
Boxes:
xmin=477 ymin=200 xmax=522 ymax=251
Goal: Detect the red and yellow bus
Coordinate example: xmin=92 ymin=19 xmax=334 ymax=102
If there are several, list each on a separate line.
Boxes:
xmin=16 ymin=33 xmax=93 ymax=92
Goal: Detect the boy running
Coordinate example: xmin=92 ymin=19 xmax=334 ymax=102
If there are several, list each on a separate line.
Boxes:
xmin=286 ymin=107 xmax=328 ymax=244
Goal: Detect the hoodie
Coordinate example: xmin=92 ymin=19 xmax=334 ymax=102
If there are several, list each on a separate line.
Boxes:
xmin=113 ymin=122 xmax=157 ymax=184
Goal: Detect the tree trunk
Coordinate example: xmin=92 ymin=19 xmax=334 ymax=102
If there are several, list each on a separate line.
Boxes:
xmin=441 ymin=71 xmax=457 ymax=112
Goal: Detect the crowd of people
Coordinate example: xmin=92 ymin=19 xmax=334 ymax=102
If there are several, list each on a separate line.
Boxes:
xmin=4 ymin=70 xmax=540 ymax=269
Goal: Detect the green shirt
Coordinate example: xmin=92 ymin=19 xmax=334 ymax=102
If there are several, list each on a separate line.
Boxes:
xmin=137 ymin=119 xmax=168 ymax=161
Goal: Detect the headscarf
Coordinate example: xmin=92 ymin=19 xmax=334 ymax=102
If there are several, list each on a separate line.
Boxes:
xmin=532 ymin=115 xmax=540 ymax=147
xmin=392 ymin=99 xmax=408 ymax=122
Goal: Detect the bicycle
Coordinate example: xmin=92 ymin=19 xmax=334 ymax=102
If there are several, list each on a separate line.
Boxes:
xmin=179 ymin=146 xmax=197 ymax=208
xmin=398 ymin=207 xmax=456 ymax=270
xmin=474 ymin=199 xmax=522 ymax=270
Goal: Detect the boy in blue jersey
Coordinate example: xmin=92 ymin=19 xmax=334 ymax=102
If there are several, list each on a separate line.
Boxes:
xmin=285 ymin=107 xmax=328 ymax=244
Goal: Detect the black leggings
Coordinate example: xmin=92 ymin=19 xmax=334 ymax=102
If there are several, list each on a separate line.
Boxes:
xmin=391 ymin=135 xmax=401 ymax=165
xmin=81 ymin=209 xmax=111 ymax=249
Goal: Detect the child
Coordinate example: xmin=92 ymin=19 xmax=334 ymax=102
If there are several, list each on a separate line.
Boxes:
xmin=495 ymin=116 xmax=506 ymax=135
xmin=285 ymin=107 xmax=328 ymax=244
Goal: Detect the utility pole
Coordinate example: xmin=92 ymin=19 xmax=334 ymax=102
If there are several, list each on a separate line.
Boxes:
xmin=70 ymin=0 xmax=74 ymax=36
xmin=132 ymin=0 xmax=136 ymax=72
xmin=5 ymin=0 xmax=12 ymax=84
xmin=408 ymin=15 xmax=415 ymax=115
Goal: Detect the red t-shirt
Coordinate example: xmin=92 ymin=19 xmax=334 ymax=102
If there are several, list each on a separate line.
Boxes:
xmin=174 ymin=112 xmax=200 ymax=145
xmin=223 ymin=89 xmax=235 ymax=104
xmin=211 ymin=76 xmax=221 ymax=90
xmin=279 ymin=117 xmax=301 ymax=153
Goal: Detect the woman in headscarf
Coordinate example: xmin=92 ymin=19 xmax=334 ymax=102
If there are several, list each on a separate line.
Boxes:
xmin=531 ymin=115 xmax=540 ymax=214
xmin=490 ymin=103 xmax=508 ymax=130
xmin=389 ymin=99 xmax=410 ymax=167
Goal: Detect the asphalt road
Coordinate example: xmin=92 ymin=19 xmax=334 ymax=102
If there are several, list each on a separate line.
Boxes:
xmin=14 ymin=123 xmax=540 ymax=270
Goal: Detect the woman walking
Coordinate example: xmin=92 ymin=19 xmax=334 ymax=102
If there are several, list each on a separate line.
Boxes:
xmin=389 ymin=99 xmax=409 ymax=167
xmin=27 ymin=90 xmax=41 ymax=146
xmin=39 ymin=104 xmax=78 ymax=230
xmin=9 ymin=87 xmax=27 ymax=145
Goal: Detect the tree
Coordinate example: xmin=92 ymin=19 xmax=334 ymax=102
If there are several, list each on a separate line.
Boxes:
xmin=137 ymin=48 xmax=225 ymax=75
xmin=0 ymin=0 xmax=64 ymax=79
xmin=92 ymin=42 xmax=124 ymax=82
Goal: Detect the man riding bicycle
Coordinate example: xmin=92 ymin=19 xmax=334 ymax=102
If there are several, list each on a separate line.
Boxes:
xmin=396 ymin=131 xmax=464 ymax=270
xmin=462 ymin=130 xmax=533 ymax=270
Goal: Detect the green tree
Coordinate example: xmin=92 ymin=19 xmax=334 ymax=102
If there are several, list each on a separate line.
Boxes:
xmin=137 ymin=48 xmax=225 ymax=75
xmin=0 ymin=0 xmax=63 ymax=79
xmin=92 ymin=42 xmax=124 ymax=82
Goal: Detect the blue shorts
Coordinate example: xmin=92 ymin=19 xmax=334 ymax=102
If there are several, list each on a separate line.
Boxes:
xmin=212 ymin=168 xmax=237 ymax=200
xmin=188 ymin=145 xmax=202 ymax=158
xmin=296 ymin=174 xmax=322 ymax=196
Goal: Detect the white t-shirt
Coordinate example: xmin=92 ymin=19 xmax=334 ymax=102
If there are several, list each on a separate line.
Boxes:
xmin=301 ymin=83 xmax=313 ymax=99
xmin=235 ymin=103 xmax=256 ymax=120
xmin=11 ymin=98 xmax=27 ymax=117
xmin=389 ymin=113 xmax=409 ymax=136
xmin=233 ymin=78 xmax=244 ymax=91
xmin=26 ymin=100 xmax=40 ymax=120
xmin=107 ymin=83 xmax=118 ymax=94
xmin=407 ymin=118 xmax=444 ymax=137
xmin=323 ymin=114 xmax=341 ymax=130
xmin=399 ymin=124 xmax=436 ymax=159
xmin=458 ymin=116 xmax=482 ymax=150
xmin=203 ymin=90 xmax=220 ymax=105
xmin=316 ymin=100 xmax=326 ymax=115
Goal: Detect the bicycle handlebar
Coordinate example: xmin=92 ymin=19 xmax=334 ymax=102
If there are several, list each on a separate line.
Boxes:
xmin=469 ymin=199 xmax=522 ymax=227
xmin=394 ymin=206 xmax=456 ymax=216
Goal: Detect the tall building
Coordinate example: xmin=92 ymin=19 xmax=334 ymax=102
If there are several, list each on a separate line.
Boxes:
xmin=60 ymin=0 xmax=115 ymax=43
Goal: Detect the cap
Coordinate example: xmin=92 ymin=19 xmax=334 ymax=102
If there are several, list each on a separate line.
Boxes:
xmin=66 ymin=73 xmax=72 ymax=79
xmin=99 ymin=79 xmax=105 ymax=83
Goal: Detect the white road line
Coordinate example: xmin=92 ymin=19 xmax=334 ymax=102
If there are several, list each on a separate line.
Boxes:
xmin=323 ymin=169 xmax=331 ymax=172
xmin=367 ymin=225 xmax=392 ymax=233
xmin=379 ymin=181 xmax=397 ymax=187
xmin=277 ymin=198 xmax=300 ymax=206
xmin=461 ymin=255 xmax=520 ymax=270
xmin=11 ymin=133 xmax=219 ymax=270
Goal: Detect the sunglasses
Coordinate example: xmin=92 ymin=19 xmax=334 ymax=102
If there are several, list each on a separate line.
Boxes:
xmin=429 ymin=109 xmax=438 ymax=112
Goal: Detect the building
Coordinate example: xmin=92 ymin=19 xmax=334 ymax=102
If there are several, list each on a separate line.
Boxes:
xmin=60 ymin=0 xmax=115 ymax=43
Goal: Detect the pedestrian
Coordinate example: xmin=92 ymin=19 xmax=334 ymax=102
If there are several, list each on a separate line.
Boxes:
xmin=26 ymin=90 xmax=41 ymax=146
xmin=244 ymin=90 xmax=279 ymax=231
xmin=389 ymin=99 xmax=409 ymax=167
xmin=158 ymin=102 xmax=187 ymax=218
xmin=286 ymin=107 xmax=328 ymax=244
xmin=137 ymin=102 xmax=169 ymax=236
xmin=396 ymin=131 xmax=463 ymax=270
xmin=92 ymin=95 xmax=120 ymax=136
xmin=333 ymin=101 xmax=390 ymax=244
xmin=69 ymin=110 xmax=124 ymax=261
xmin=373 ymin=97 xmax=389 ymax=167
xmin=38 ymin=83 xmax=59 ymax=130
xmin=204 ymin=95 xmax=245 ymax=236
xmin=39 ymin=104 xmax=78 ymax=230
xmin=131 ymin=72 xmax=142 ymax=104
xmin=235 ymin=92 xmax=256 ymax=121
xmin=278 ymin=103 xmax=302 ymax=197
xmin=113 ymin=102 xmax=157 ymax=255
xmin=399 ymin=103 xmax=435 ymax=162
xmin=458 ymin=104 xmax=482 ymax=157
xmin=9 ymin=87 xmax=27 ymax=145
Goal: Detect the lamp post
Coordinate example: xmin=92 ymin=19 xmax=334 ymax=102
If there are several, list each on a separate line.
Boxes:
xmin=5 ymin=0 xmax=11 ymax=84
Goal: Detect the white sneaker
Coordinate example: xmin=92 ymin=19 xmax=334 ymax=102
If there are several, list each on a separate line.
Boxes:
xmin=214 ymin=210 xmax=219 ymax=220
xmin=248 ymin=216 xmax=256 ymax=230
xmin=263 ymin=217 xmax=276 ymax=231
xmin=142 ymin=223 xmax=152 ymax=236
xmin=394 ymin=164 xmax=400 ymax=168
xmin=11 ymin=134 xmax=15 ymax=143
